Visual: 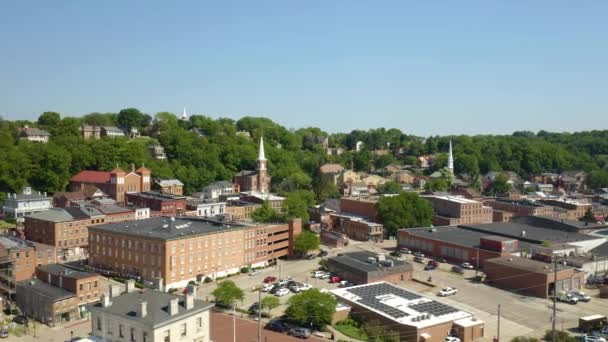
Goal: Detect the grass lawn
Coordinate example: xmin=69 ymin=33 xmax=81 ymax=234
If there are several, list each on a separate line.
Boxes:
xmin=0 ymin=220 xmax=16 ymax=229
xmin=334 ymin=321 xmax=368 ymax=341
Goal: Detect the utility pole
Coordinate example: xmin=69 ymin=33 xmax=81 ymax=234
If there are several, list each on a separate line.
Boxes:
xmin=233 ymin=305 xmax=236 ymax=342
xmin=497 ymin=304 xmax=501 ymax=342
xmin=475 ymin=248 xmax=480 ymax=276
xmin=257 ymin=288 xmax=262 ymax=342
xmin=552 ymin=256 xmax=558 ymax=342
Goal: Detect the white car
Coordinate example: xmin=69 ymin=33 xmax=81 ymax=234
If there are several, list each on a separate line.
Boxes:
xmin=583 ymin=334 xmax=607 ymax=342
xmin=300 ymin=283 xmax=312 ymax=291
xmin=275 ymin=288 xmax=290 ymax=297
xmin=461 ymin=262 xmax=474 ymax=270
xmin=261 ymin=284 xmax=274 ymax=292
xmin=437 ymin=287 xmax=458 ymax=297
xmin=444 ymin=337 xmax=461 ymax=342
xmin=319 ymin=272 xmax=331 ymax=279
xmin=249 ymin=270 xmax=260 ymax=276
xmin=277 ymin=278 xmax=292 ymax=286
xmin=312 ymin=271 xmax=325 ymax=278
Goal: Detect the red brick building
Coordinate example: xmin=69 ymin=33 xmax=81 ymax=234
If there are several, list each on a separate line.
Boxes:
xmin=36 ymin=264 xmax=102 ymax=306
xmin=125 ymin=191 xmax=187 ymax=216
xmin=423 ymin=195 xmax=493 ymax=226
xmin=233 ymin=137 xmax=271 ymax=193
xmin=69 ymin=164 xmax=151 ymax=203
xmin=327 ymin=251 xmax=412 ymax=285
xmin=339 ymin=197 xmax=379 ymax=221
xmin=485 ymin=199 xmax=555 ymax=221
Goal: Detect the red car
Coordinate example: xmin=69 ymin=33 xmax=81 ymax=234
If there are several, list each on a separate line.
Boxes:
xmin=263 ymin=276 xmax=277 ymax=283
xmin=329 ymin=276 xmax=341 ymax=283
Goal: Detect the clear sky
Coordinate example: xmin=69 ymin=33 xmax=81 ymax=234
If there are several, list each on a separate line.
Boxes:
xmin=1 ymin=1 xmax=606 ymax=136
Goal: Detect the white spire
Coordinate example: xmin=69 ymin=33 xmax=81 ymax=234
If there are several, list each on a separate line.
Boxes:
xmin=448 ymin=140 xmax=454 ymax=174
xmin=181 ymin=107 xmax=187 ymax=120
xmin=258 ymin=136 xmax=266 ymax=161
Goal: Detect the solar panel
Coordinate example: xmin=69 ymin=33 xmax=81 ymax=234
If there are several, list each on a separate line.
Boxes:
xmin=409 ymin=301 xmax=459 ymax=316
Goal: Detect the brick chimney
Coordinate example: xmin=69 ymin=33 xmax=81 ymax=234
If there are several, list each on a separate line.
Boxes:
xmin=169 ymin=298 xmax=179 ymax=316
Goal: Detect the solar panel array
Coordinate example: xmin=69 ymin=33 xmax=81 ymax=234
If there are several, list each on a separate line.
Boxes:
xmin=346 ymin=283 xmax=422 ymax=319
xmin=409 ymin=301 xmax=459 ymax=317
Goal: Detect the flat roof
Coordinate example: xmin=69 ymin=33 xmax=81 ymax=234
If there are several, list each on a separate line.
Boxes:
xmin=423 ymin=195 xmax=480 ymax=204
xmin=332 ymin=282 xmax=475 ymax=329
xmin=17 ymin=279 xmax=75 ymax=301
xmin=484 ymin=256 xmax=572 ymax=274
xmin=127 ymin=191 xmax=186 ymax=200
xmin=89 ymin=290 xmax=213 ymax=327
xmin=404 ymin=226 xmax=532 ymax=251
xmin=493 ymin=199 xmax=549 ymax=208
xmin=90 ymin=217 xmax=248 ymax=240
xmin=37 ymin=264 xmax=98 ymax=280
xmin=459 ymin=222 xmax=601 ymax=244
xmin=328 ymin=251 xmax=412 ymax=274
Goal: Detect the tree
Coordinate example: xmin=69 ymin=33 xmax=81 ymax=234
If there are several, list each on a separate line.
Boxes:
xmin=212 ymin=280 xmax=244 ymax=307
xmin=543 ymin=330 xmax=578 ymax=342
xmin=251 ymin=200 xmax=280 ymax=223
xmin=117 ymin=108 xmax=145 ymax=130
xmin=37 ymin=111 xmax=61 ymax=128
xmin=283 ymin=190 xmax=315 ymax=223
xmin=581 ymin=208 xmax=596 ymax=223
xmin=377 ymin=181 xmax=402 ymax=194
xmin=424 ymin=178 xmax=448 ymax=192
xmin=260 ymin=296 xmax=280 ymax=315
xmin=294 ymin=230 xmax=320 ymax=255
xmin=587 ymin=170 xmax=608 ymax=189
xmin=510 ymin=337 xmax=540 ymax=342
xmin=284 ymin=289 xmax=337 ymax=330
xmin=377 ymin=192 xmax=434 ymax=236
xmin=490 ymin=173 xmax=512 ymax=194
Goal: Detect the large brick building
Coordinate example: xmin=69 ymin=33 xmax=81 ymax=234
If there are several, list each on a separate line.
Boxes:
xmin=233 ymin=137 xmax=271 ymax=193
xmin=36 ymin=264 xmax=101 ymax=306
xmin=88 ymin=217 xmax=302 ymax=290
xmin=339 ymin=197 xmax=379 ymax=221
xmin=327 ymin=251 xmax=412 ymax=285
xmin=486 ymin=199 xmax=556 ymax=222
xmin=422 ymin=195 xmax=493 ymax=226
xmin=69 ymin=164 xmax=151 ymax=203
xmin=539 ymin=199 xmax=593 ymax=220
xmin=329 ymin=213 xmax=384 ymax=242
xmin=125 ymin=191 xmax=187 ymax=216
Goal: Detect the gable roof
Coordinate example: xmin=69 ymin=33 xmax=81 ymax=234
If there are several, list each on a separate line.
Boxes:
xmin=71 ymin=171 xmax=112 ymax=184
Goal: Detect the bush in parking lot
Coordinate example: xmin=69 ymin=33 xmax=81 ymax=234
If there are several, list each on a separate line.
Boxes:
xmin=260 ymin=296 xmax=280 ymax=315
xmin=241 ymin=266 xmax=250 ymax=273
xmin=543 ymin=330 xmax=577 ymax=342
xmin=203 ymin=277 xmax=213 ymax=284
xmin=285 ymin=289 xmax=337 ymax=330
xmin=212 ymin=280 xmax=244 ymax=307
xmin=511 ymin=337 xmax=540 ymax=342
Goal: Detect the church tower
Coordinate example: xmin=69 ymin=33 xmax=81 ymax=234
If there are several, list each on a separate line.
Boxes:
xmin=448 ymin=140 xmax=454 ymax=175
xmin=256 ymin=136 xmax=270 ymax=193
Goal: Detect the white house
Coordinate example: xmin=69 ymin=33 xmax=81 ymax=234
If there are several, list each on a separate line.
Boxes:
xmin=2 ymin=187 xmax=52 ymax=222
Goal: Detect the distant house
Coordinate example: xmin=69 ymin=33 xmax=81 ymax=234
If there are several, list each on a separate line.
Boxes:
xmin=80 ymin=125 xmax=102 ymax=139
xmin=156 ymin=179 xmax=184 ymax=196
xmin=394 ymin=170 xmax=416 ymax=184
xmin=559 ymin=171 xmax=587 ymax=192
xmin=101 ymin=126 xmax=126 ymax=138
xmin=319 ymin=163 xmax=345 ymax=185
xmin=1 ymin=187 xmax=52 ymax=223
xmin=18 ymin=126 xmax=50 ymax=143
xmin=201 ymin=181 xmax=236 ymax=200
xmin=327 ymin=147 xmax=345 ymax=156
xmin=148 ymin=144 xmax=167 ymax=160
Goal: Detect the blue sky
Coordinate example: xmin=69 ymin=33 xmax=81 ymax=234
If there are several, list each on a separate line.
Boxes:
xmin=1 ymin=1 xmax=606 ymax=135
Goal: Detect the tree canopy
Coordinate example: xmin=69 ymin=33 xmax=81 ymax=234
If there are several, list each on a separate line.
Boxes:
xmin=284 ymin=288 xmax=337 ymax=330
xmin=212 ymin=280 xmax=244 ymax=307
xmin=294 ymin=230 xmax=320 ymax=255
xmin=260 ymin=295 xmax=280 ymax=315
xmin=377 ymin=192 xmax=434 ymax=236
xmin=251 ymin=201 xmax=280 ymax=223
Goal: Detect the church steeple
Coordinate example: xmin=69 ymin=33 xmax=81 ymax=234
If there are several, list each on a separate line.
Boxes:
xmin=258 ymin=136 xmax=266 ymax=162
xmin=256 ymin=136 xmax=269 ymax=192
xmin=448 ymin=140 xmax=454 ymax=175
xmin=181 ymin=107 xmax=188 ymax=121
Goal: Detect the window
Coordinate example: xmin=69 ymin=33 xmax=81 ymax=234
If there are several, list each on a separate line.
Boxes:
xmin=164 ymin=330 xmax=170 ymax=342
xmin=130 ymin=327 xmax=136 ymax=341
xmin=180 ymin=323 xmax=186 ymax=336
xmin=97 ymin=317 xmax=102 ymax=331
xmin=79 ymin=284 xmax=83 ymax=291
xmin=143 ymin=332 xmax=149 ymax=342
xmin=197 ymin=317 xmax=202 ymax=329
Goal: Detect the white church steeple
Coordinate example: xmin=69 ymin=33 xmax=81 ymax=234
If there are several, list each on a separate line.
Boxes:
xmin=448 ymin=140 xmax=454 ymax=175
xmin=257 ymin=136 xmax=267 ymax=171
xmin=181 ymin=107 xmax=188 ymax=121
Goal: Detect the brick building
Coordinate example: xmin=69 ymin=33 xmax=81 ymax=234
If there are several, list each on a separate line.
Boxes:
xmin=339 ymin=197 xmax=379 ymax=222
xmin=484 ymin=256 xmax=585 ymax=299
xmin=233 ymin=137 xmax=271 ymax=193
xmin=53 ymin=185 xmax=107 ymax=208
xmin=224 ymin=201 xmax=262 ymax=221
xmin=329 ymin=213 xmax=384 ymax=242
xmin=36 ymin=264 xmax=101 ymax=306
xmin=485 ymin=199 xmax=556 ymax=221
xmin=69 ymin=164 xmax=151 ymax=203
xmin=88 ymin=217 xmax=302 ymax=290
xmin=0 ymin=236 xmax=56 ymax=299
xmin=125 ymin=191 xmax=187 ymax=216
xmin=539 ymin=199 xmax=592 ymax=220
xmin=332 ymin=282 xmax=484 ymax=342
xmin=16 ymin=279 xmax=78 ymax=325
xmin=327 ymin=251 xmax=412 ymax=285
xmin=422 ymin=195 xmax=493 ymax=226
xmin=156 ymin=179 xmax=184 ymax=196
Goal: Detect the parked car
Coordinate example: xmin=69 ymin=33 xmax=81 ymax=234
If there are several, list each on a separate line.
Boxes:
xmin=299 ymin=283 xmax=312 ymax=291
xmin=414 ymin=256 xmax=425 ymax=263
xmin=399 ymin=247 xmax=411 ymax=254
xmin=312 ymin=270 xmax=326 ymax=278
xmin=319 ymin=272 xmax=331 ymax=279
xmin=444 ymin=337 xmax=461 ymax=342
xmin=249 ymin=270 xmax=260 ymax=276
xmin=424 ymin=263 xmax=437 ymax=271
xmin=451 ymin=266 xmax=464 ymax=274
xmin=12 ymin=316 xmax=27 ymax=325
xmin=339 ymin=280 xmax=353 ymax=287
xmin=438 ymin=287 xmax=458 ymax=297
xmin=269 ymin=286 xmax=284 ymax=295
xmin=262 ymin=283 xmax=275 ymax=292
xmin=389 ymin=251 xmax=402 ymax=257
xmin=263 ymin=276 xmax=277 ymax=283
xmin=556 ymin=291 xmax=578 ymax=304
xmin=265 ymin=320 xmax=290 ymax=333
xmin=289 ymin=327 xmax=312 ymax=339
xmin=249 ymin=302 xmax=260 ymax=313
xmin=570 ymin=290 xmax=591 ymax=302
xmin=413 ymin=251 xmax=424 ymax=258
xmin=275 ymin=288 xmax=290 ymax=297
xmin=277 ymin=278 xmax=292 ymax=287
xmin=0 ymin=330 xmax=8 ymax=339
xmin=318 ymin=250 xmax=328 ymax=257
xmin=461 ymin=262 xmax=474 ymax=270
xmin=435 ymin=256 xmax=448 ymax=263
xmin=329 ymin=276 xmax=341 ymax=283
xmin=583 ymin=334 xmax=607 ymax=342
xmin=305 ymin=254 xmax=317 ymax=260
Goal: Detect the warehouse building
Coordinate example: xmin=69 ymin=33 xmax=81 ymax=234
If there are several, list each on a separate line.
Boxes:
xmin=327 ymin=251 xmax=413 ymax=285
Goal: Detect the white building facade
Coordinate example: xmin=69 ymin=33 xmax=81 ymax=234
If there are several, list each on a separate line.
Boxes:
xmin=2 ymin=187 xmax=52 ymax=222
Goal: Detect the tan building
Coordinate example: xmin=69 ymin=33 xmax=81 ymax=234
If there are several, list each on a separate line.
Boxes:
xmin=233 ymin=137 xmax=271 ymax=193
xmin=319 ymin=163 xmax=345 ymax=185
xmin=157 ymin=179 xmax=184 ymax=196
xmin=88 ymin=217 xmax=302 ymax=290
xmin=485 ymin=199 xmax=555 ymax=222
xmin=329 ymin=213 xmax=384 ymax=242
xmin=539 ymin=199 xmax=592 ymax=220
xmin=224 ymin=201 xmax=262 ymax=221
xmin=69 ymin=164 xmax=151 ymax=203
xmin=423 ymin=195 xmax=493 ymax=226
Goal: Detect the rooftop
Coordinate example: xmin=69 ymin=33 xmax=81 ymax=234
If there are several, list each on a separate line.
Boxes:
xmin=70 ymin=170 xmax=112 ymax=184
xmin=404 ymin=226 xmax=532 ymax=251
xmin=331 ymin=282 xmax=475 ymax=328
xmin=459 ymin=222 xmax=602 ymax=244
xmin=240 ymin=192 xmax=285 ymax=201
xmin=17 ymin=279 xmax=75 ymax=301
xmin=157 ymin=179 xmax=184 ymax=187
xmin=423 ymin=195 xmax=480 ymax=204
xmin=127 ymin=191 xmax=186 ymax=200
xmin=484 ymin=256 xmax=572 ymax=274
xmin=37 ymin=264 xmax=98 ymax=280
xmin=89 ymin=290 xmax=213 ymax=327
xmin=0 ymin=236 xmax=33 ymax=251
xmin=493 ymin=199 xmax=549 ymax=208
xmin=26 ymin=207 xmax=103 ymax=222
xmin=328 ymin=251 xmax=411 ymax=274
xmin=90 ymin=217 xmax=248 ymax=240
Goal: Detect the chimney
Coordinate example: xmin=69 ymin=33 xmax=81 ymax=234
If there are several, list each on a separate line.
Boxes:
xmin=131 ymin=163 xmax=135 ymax=172
xmin=169 ymin=298 xmax=179 ymax=316
xmin=126 ymin=279 xmax=136 ymax=293
xmin=153 ymin=277 xmax=164 ymax=291
xmin=109 ymin=284 xmax=121 ymax=299
xmin=101 ymin=293 xmax=112 ymax=308
xmin=138 ymin=300 xmax=148 ymax=318
xmin=185 ymin=293 xmax=195 ymax=310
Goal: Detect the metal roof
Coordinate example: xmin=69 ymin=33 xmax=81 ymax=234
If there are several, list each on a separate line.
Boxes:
xmin=37 ymin=264 xmax=98 ymax=280
xmin=17 ymin=279 xmax=75 ymax=301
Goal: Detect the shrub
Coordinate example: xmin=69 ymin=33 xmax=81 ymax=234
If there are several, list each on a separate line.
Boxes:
xmin=188 ymin=280 xmax=197 ymax=286
xmin=168 ymin=288 xmax=178 ymax=294
xmin=241 ymin=266 xmax=250 ymax=274
xmin=203 ymin=277 xmax=213 ymax=284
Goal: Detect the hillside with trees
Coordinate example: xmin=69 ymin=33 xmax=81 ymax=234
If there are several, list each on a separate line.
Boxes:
xmin=1 ymin=110 xmax=607 ymax=202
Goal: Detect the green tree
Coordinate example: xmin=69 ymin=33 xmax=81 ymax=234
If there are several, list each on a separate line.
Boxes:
xmin=283 ymin=190 xmax=315 ymax=223
xmin=260 ymin=296 xmax=280 ymax=315
xmin=251 ymin=201 xmax=280 ymax=223
xmin=377 ymin=192 xmax=434 ymax=236
xmin=587 ymin=170 xmax=608 ymax=189
xmin=581 ymin=208 xmax=596 ymax=223
xmin=543 ymin=330 xmax=578 ymax=342
xmin=490 ymin=173 xmax=512 ymax=194
xmin=37 ymin=111 xmax=61 ymax=128
xmin=294 ymin=230 xmax=320 ymax=255
xmin=284 ymin=289 xmax=337 ymax=330
xmin=510 ymin=337 xmax=540 ymax=342
xmin=117 ymin=108 xmax=145 ymax=130
xmin=377 ymin=181 xmax=402 ymax=194
xmin=212 ymin=280 xmax=244 ymax=307
xmin=424 ymin=178 xmax=448 ymax=192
